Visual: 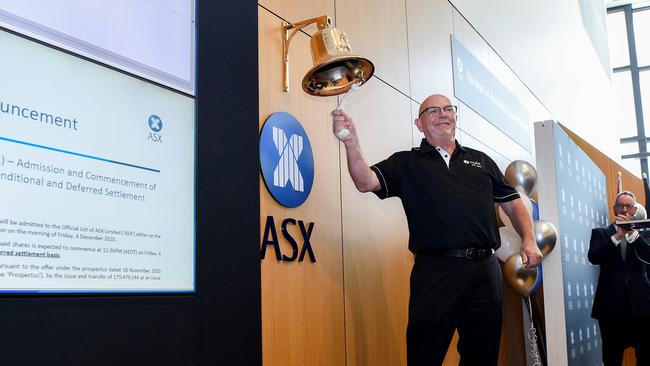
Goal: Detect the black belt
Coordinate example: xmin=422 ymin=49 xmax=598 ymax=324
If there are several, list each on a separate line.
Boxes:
xmin=414 ymin=248 xmax=495 ymax=260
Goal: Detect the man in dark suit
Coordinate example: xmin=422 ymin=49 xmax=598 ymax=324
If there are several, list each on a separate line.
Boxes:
xmin=588 ymin=191 xmax=650 ymax=365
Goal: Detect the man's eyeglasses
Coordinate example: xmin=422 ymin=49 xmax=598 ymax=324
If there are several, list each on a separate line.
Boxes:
xmin=418 ymin=105 xmax=458 ymax=118
xmin=615 ymin=204 xmax=636 ymax=211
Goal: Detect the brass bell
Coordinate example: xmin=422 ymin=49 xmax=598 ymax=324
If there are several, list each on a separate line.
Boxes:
xmin=302 ymin=24 xmax=374 ymax=96
xmin=283 ymin=16 xmax=374 ymax=96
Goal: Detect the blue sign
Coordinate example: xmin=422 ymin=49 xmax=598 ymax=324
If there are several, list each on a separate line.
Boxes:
xmin=259 ymin=112 xmax=314 ymax=208
xmin=552 ymin=122 xmax=606 ymax=365
xmin=451 ymin=36 xmax=531 ymax=152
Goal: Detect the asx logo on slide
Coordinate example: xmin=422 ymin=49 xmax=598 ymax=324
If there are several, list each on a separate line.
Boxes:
xmin=147 ymin=114 xmax=163 ymax=143
xmin=259 ymin=112 xmax=314 ymax=208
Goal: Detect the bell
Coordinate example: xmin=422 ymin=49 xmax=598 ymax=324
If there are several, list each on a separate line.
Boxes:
xmin=302 ymin=26 xmax=374 ymax=96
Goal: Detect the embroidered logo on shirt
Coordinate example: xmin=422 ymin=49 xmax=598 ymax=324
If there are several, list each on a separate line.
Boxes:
xmin=463 ymin=159 xmax=483 ymax=168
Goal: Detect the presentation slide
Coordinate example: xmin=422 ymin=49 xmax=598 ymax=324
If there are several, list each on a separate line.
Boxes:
xmin=0 ymin=28 xmax=195 ymax=293
xmin=0 ymin=0 xmax=196 ymax=95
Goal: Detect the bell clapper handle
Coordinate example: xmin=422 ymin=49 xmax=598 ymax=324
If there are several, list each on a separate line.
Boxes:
xmin=335 ymin=82 xmax=362 ymax=140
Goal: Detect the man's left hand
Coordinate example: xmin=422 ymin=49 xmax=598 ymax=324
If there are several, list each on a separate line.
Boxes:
xmin=520 ymin=238 xmax=542 ymax=268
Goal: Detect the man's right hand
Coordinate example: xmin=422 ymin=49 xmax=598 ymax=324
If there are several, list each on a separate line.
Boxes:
xmin=614 ymin=213 xmax=633 ymax=239
xmin=331 ymin=109 xmax=356 ymax=142
xmin=330 ymin=109 xmax=380 ymax=192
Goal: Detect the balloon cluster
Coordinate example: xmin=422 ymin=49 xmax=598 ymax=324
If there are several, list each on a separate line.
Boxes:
xmin=496 ymin=160 xmax=558 ymax=297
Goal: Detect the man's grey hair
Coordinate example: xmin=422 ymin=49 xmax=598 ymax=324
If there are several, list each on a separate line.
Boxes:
xmin=615 ymin=190 xmax=637 ymax=205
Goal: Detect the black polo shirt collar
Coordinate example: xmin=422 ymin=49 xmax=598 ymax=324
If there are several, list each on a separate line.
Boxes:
xmin=417 ymin=138 xmax=466 ymax=156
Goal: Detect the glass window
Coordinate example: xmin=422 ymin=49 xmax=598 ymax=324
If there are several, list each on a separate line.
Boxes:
xmin=613 ymin=71 xmax=638 ymax=139
xmin=634 ymin=9 xmax=650 ymax=67
xmin=619 ymin=150 xmax=642 ymax=177
xmin=608 ymin=11 xmax=630 ymax=68
xmin=641 ymin=70 xmax=650 ymax=131
xmin=618 ymin=69 xmax=643 ymax=177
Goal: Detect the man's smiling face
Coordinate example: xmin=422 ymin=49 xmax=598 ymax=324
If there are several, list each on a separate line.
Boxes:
xmin=415 ymin=94 xmax=457 ymax=140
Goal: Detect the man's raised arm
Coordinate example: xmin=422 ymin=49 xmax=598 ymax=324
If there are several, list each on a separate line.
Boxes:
xmin=331 ymin=109 xmax=380 ymax=192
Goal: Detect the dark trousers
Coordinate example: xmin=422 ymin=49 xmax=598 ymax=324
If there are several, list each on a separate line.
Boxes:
xmin=599 ymin=313 xmax=650 ymax=366
xmin=406 ymin=254 xmax=503 ymax=366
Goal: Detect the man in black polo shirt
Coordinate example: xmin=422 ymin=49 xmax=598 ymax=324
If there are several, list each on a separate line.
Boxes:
xmin=331 ymin=93 xmax=542 ymax=365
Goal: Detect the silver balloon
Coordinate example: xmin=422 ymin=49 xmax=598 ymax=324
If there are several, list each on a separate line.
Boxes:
xmin=534 ymin=220 xmax=557 ymax=256
xmin=633 ymin=203 xmax=647 ymax=220
xmin=505 ymin=160 xmax=537 ymax=197
xmin=502 ymin=254 xmax=539 ymax=297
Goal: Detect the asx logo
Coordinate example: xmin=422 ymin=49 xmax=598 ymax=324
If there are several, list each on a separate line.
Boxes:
xmin=259 ymin=112 xmax=314 ymax=208
xmin=147 ymin=114 xmax=163 ymax=143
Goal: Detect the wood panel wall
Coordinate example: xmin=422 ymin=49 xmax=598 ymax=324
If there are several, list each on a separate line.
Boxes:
xmin=259 ymin=1 xmax=554 ymax=365
xmin=259 ymin=6 xmax=345 ymax=365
